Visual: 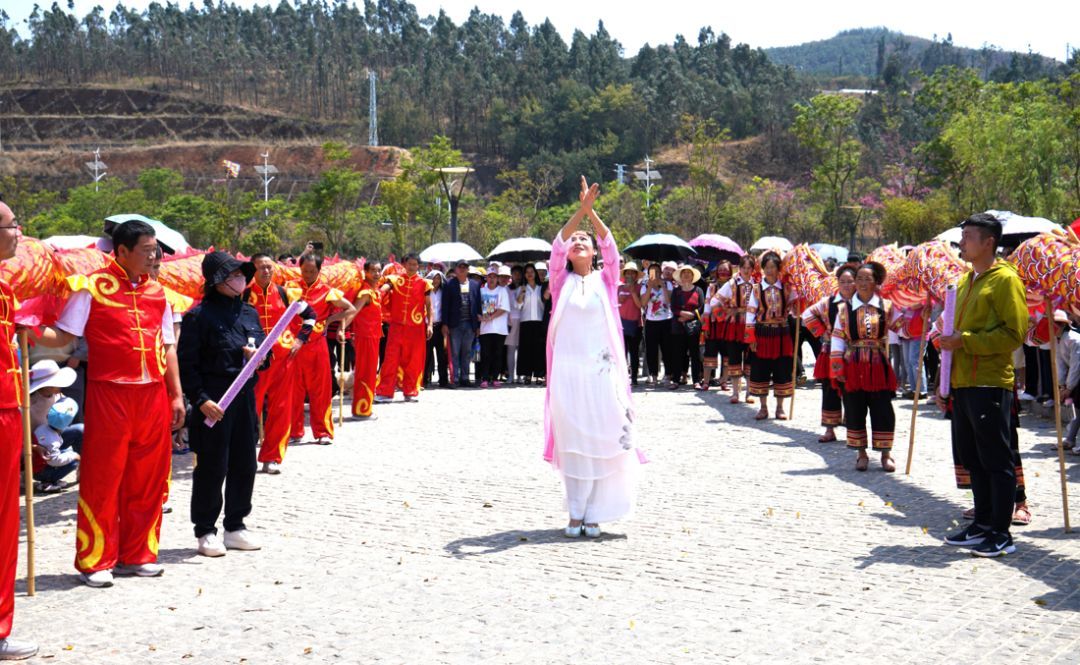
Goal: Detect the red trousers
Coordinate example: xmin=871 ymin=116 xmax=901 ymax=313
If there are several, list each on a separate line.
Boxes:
xmin=0 ymin=408 xmax=21 ymax=639
xmin=256 ymin=350 xmax=297 ymax=463
xmin=377 ymin=324 xmax=426 ymax=398
xmin=352 ymin=336 xmax=379 ymax=417
xmin=76 ymin=381 xmax=170 ymax=574
xmin=291 ymin=338 xmax=334 ymax=440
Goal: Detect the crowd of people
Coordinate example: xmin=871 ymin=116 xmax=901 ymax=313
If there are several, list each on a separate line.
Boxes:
xmin=0 ymin=187 xmax=1075 ymax=659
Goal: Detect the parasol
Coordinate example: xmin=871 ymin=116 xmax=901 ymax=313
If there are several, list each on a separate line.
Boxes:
xmin=486 ymin=237 xmax=553 ymax=264
xmin=688 ymin=234 xmax=744 ymax=263
xmin=623 ymin=234 xmax=697 ymax=262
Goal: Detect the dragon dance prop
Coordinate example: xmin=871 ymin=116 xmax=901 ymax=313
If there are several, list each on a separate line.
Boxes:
xmin=780 ymin=244 xmax=836 ymax=311
xmin=1044 ymin=293 xmax=1073 ymax=533
xmin=865 ymin=243 xmax=906 ymax=300
xmin=205 ymin=300 xmax=304 ymax=428
xmin=1010 ymin=229 xmax=1080 ymax=315
xmin=18 ymin=332 xmax=36 ymax=596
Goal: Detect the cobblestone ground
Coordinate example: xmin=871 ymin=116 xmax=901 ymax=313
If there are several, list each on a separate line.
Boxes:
xmin=11 ymin=369 xmax=1080 ymax=664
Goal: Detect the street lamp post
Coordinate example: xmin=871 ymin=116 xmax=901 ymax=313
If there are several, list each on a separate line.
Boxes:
xmin=434 ymin=166 xmax=474 ymax=242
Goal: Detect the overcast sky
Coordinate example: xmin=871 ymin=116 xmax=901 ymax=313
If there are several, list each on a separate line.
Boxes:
xmin=8 ymin=0 xmax=1075 ymax=61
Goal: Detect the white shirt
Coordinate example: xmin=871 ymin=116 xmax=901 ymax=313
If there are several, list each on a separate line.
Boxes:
xmin=430 ymin=290 xmax=442 ymax=324
xmin=639 ymin=281 xmax=673 ymax=322
xmin=517 ymin=283 xmax=545 ymax=322
xmin=479 ymin=285 xmax=510 ymax=336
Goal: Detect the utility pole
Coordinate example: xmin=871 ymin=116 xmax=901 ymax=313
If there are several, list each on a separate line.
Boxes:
xmin=633 ymin=156 xmax=661 ymax=208
xmin=85 ymin=148 xmax=108 ymax=192
xmin=368 ymin=70 xmax=378 ymax=147
xmin=253 ymin=152 xmax=278 ymax=217
xmin=614 ymin=163 xmax=626 ymax=185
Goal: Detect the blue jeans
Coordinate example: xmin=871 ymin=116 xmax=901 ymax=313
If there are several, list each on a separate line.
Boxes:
xmin=900 ymin=338 xmax=926 ymax=393
xmin=449 ymin=322 xmax=477 ymax=384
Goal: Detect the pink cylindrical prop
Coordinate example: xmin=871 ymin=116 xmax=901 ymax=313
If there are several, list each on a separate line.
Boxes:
xmin=204 ymin=300 xmax=304 ymax=427
xmin=938 ymin=284 xmax=957 ymax=398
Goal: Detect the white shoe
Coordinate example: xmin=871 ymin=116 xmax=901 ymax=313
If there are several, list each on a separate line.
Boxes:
xmin=584 ymin=524 xmax=602 ymax=538
xmin=262 ymin=462 xmax=281 ymax=474
xmin=373 ymin=395 xmax=392 ymax=404
xmin=197 ymin=533 xmax=227 ymax=557
xmin=0 ymin=637 xmax=39 ymax=660
xmin=564 ymin=524 xmax=583 ymax=538
xmin=114 ymin=562 xmax=164 ymax=577
xmin=404 ymin=394 xmax=417 ymax=402
xmin=287 ymin=436 xmax=302 ymax=445
xmin=78 ymin=569 xmax=114 ymax=588
xmin=1018 ymin=391 xmax=1036 ymax=402
xmin=223 ymin=529 xmax=262 ymax=551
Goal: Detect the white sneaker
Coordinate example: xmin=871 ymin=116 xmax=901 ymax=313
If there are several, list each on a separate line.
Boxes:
xmin=197 ymin=532 xmax=227 ymax=557
xmin=564 ymin=524 xmax=583 ymax=538
xmin=262 ymin=462 xmax=281 ymax=475
xmin=1018 ymin=391 xmax=1037 ymax=402
xmin=584 ymin=524 xmax=602 ymax=538
xmin=374 ymin=395 xmax=392 ymax=404
xmin=78 ymin=569 xmax=114 ymax=588
xmin=287 ymin=436 xmax=302 ymax=445
xmin=0 ymin=637 xmax=39 ymax=660
xmin=114 ymin=562 xmax=164 ymax=577
xmin=223 ymin=529 xmax=262 ymax=551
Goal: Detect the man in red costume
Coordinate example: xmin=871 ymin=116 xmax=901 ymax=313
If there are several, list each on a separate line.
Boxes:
xmin=247 ymin=253 xmax=316 ymax=474
xmin=289 ymin=253 xmax=354 ymax=445
xmin=37 ymin=219 xmax=186 ymax=588
xmin=350 ymin=261 xmax=383 ymax=419
xmin=375 ymin=254 xmax=433 ymax=403
xmin=0 ymin=201 xmax=37 ymax=659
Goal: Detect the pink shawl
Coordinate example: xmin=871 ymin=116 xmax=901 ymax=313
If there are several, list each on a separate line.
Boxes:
xmin=542 ymin=231 xmax=647 ymax=466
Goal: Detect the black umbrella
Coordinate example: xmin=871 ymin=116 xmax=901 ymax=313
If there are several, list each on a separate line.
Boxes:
xmin=623 ymin=233 xmax=697 ymax=262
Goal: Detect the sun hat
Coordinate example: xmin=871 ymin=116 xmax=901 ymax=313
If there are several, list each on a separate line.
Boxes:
xmin=497 ymin=265 xmax=512 ymax=277
xmin=534 ymin=261 xmax=548 ymax=272
xmin=622 ymin=261 xmax=641 ymax=275
xmin=29 ymin=360 xmax=77 ymax=394
xmin=47 ymin=396 xmax=79 ymax=430
xmin=677 ymin=264 xmax=702 ymax=283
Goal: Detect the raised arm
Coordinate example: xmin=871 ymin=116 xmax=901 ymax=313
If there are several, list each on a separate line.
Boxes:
xmin=559 ymin=176 xmax=601 ymax=242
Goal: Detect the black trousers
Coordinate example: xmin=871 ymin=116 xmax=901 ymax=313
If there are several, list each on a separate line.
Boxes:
xmin=952 ymin=387 xmax=1016 ymax=533
xmin=821 ymin=381 xmax=843 ymax=427
xmin=623 ymin=327 xmax=642 ymax=381
xmin=842 ymin=389 xmax=894 ymax=450
xmin=669 ymin=329 xmax=702 ymax=383
xmin=749 ymin=355 xmax=793 ymax=397
xmin=425 ymin=329 xmax=448 ymax=387
xmin=478 ymin=333 xmax=505 ymax=382
xmin=517 ymin=321 xmax=546 ymax=379
xmin=644 ymin=319 xmax=674 ymax=380
xmin=189 ymin=384 xmax=257 ymax=538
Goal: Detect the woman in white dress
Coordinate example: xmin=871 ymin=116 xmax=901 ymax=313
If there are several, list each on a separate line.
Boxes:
xmin=543 ymin=177 xmax=646 ymax=538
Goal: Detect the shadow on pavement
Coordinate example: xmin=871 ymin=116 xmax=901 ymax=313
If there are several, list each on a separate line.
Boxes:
xmin=444 ymin=528 xmax=627 ymax=558
xmin=694 ymin=386 xmax=1080 ymax=612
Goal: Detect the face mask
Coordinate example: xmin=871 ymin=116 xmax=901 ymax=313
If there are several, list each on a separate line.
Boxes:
xmin=224 ymin=274 xmax=247 ymax=295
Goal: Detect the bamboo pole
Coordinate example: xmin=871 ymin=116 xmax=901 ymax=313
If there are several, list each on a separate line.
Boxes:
xmin=1046 ymin=304 xmax=1072 ymax=533
xmin=904 ymin=303 xmax=932 ymax=476
xmin=18 ymin=331 xmax=35 ymax=596
xmin=789 ymin=316 xmax=802 ymax=419
xmin=338 ymin=336 xmax=346 ymax=427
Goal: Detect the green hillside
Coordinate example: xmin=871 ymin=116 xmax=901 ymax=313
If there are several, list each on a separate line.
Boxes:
xmin=764 ymin=27 xmax=1061 ymax=80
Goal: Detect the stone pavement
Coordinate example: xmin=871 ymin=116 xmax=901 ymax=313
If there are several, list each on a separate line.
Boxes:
xmin=11 ymin=377 xmax=1080 ymax=664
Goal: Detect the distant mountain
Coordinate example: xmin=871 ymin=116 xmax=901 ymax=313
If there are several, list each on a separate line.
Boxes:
xmin=763 ymin=27 xmax=1060 ymax=80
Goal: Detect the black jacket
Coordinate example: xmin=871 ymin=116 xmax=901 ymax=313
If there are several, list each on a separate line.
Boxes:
xmin=179 ymin=291 xmax=267 ymax=409
xmin=441 ymin=277 xmax=482 ymax=330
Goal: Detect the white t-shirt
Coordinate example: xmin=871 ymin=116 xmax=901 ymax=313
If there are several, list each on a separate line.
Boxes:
xmin=640 ymin=281 xmax=673 ymax=322
xmin=479 ymin=285 xmax=510 ymax=336
xmin=429 ymin=290 xmax=442 ymax=324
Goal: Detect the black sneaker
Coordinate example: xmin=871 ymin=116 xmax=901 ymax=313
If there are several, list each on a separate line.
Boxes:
xmin=944 ymin=523 xmax=990 ymax=547
xmin=970 ymin=531 xmax=1016 ymax=558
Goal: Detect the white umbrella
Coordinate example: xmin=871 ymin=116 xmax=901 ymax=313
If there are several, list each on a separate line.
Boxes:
xmin=487 ymin=237 xmax=553 ymax=263
xmin=936 ymin=227 xmax=962 ymax=245
xmin=104 ymin=213 xmax=190 ymax=254
xmin=749 ymin=236 xmax=794 ymax=254
xmin=809 ymin=243 xmax=848 ymax=263
xmin=42 ymin=235 xmax=102 ymax=250
xmin=419 ymin=241 xmax=483 ymax=264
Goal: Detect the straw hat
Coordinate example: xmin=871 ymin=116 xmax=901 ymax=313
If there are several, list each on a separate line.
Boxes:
xmin=676 ymin=264 xmax=702 ymax=284
xmin=622 ymin=261 xmax=641 ymax=275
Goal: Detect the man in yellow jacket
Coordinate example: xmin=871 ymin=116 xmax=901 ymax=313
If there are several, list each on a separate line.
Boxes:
xmin=937 ymin=213 xmax=1028 ymax=558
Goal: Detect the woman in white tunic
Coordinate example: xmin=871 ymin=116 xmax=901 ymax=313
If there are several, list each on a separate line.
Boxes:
xmin=543 ymin=177 xmax=646 ymax=538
